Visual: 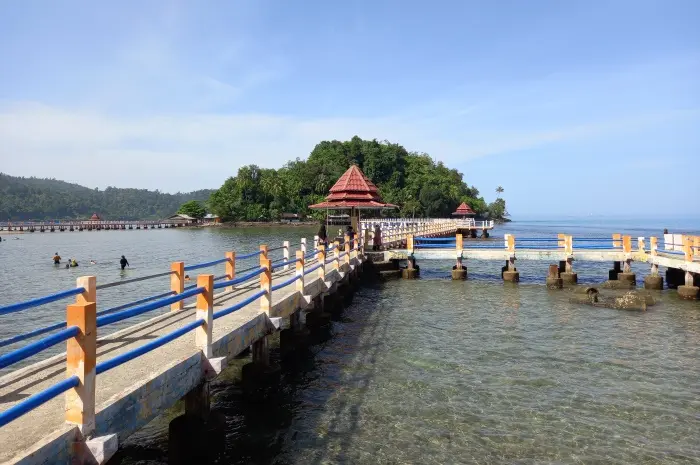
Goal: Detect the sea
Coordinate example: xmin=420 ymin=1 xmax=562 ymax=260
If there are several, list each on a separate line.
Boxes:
xmin=1 ymin=218 xmax=699 ymax=464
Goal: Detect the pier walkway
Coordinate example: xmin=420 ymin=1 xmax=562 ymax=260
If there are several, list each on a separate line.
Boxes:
xmin=0 ymin=236 xmax=362 ymax=464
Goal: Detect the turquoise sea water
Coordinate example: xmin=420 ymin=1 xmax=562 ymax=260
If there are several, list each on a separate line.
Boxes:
xmin=1 ymin=218 xmax=699 ymax=463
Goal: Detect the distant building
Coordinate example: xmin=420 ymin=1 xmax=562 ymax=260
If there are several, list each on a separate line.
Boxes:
xmin=281 ymin=213 xmax=302 ymax=223
xmin=167 ymin=213 xmax=196 ymax=224
xmin=89 ymin=213 xmax=101 ymax=221
xmin=203 ymin=213 xmax=221 ymax=224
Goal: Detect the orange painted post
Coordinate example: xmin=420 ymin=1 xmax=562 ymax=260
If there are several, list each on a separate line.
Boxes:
xmin=283 ymin=241 xmax=290 ymax=271
xmin=65 ymin=300 xmax=97 ymax=434
xmin=507 ymin=234 xmax=515 ymax=254
xmin=612 ymin=233 xmax=622 ymax=249
xmin=456 ymin=233 xmax=463 ymax=252
xmin=296 ymin=250 xmax=305 ymax=292
xmin=638 ymin=237 xmax=646 ymax=253
xmin=622 ymin=235 xmax=632 ymax=254
xmin=225 ymin=252 xmax=235 ymax=292
xmin=344 ymin=234 xmax=351 ymax=266
xmin=195 ymin=274 xmax=214 ymax=358
xmin=565 ymin=235 xmax=573 ymax=255
xmin=557 ymin=234 xmax=566 ymax=249
xmin=333 ymin=240 xmax=341 ymax=272
xmin=170 ymin=262 xmax=185 ymax=312
xmin=407 ymin=235 xmax=414 ymax=256
xmin=260 ymin=245 xmax=268 ymax=266
xmin=318 ymin=244 xmax=326 ymax=281
xmin=260 ymin=258 xmax=272 ymax=315
xmin=683 ymin=236 xmax=692 ymax=262
xmin=76 ymin=276 xmax=96 ymax=305
xmin=650 ymin=236 xmax=658 ymax=256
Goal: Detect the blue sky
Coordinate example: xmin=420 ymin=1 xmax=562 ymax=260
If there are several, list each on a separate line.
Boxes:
xmin=1 ymin=0 xmax=698 ymax=217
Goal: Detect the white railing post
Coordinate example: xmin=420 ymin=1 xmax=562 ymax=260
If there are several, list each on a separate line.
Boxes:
xmin=283 ymin=240 xmax=290 ymax=271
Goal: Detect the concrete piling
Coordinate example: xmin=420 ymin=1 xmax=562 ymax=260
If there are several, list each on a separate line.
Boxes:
xmin=678 ymin=271 xmax=699 ymax=300
xmin=609 ymin=261 xmax=622 ymax=281
xmin=546 ymin=264 xmax=563 ymax=289
xmin=644 ymin=275 xmax=664 ymax=290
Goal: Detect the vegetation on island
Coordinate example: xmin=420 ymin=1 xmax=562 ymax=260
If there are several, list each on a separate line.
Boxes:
xmin=0 ymin=173 xmax=213 ymax=221
xmin=207 ymin=136 xmax=509 ymax=222
xmin=177 ymin=200 xmax=207 ymax=219
xmin=1 ymin=137 xmax=508 ymax=223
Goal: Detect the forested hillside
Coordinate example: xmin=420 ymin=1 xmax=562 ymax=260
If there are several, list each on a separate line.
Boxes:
xmin=209 ymin=136 xmax=508 ymax=221
xmin=0 ymin=174 xmax=213 ymax=220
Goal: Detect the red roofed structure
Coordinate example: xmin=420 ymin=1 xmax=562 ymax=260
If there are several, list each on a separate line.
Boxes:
xmin=452 ymin=202 xmax=475 ymax=217
xmin=89 ymin=213 xmax=101 ymax=221
xmin=308 ymin=165 xmax=398 ymax=210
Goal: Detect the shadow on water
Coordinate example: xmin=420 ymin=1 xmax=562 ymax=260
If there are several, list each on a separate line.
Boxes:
xmin=109 ymin=278 xmax=391 ymax=465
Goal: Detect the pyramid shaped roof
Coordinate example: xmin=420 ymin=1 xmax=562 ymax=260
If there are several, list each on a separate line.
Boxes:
xmin=452 ymin=202 xmax=475 ymax=216
xmin=309 ymin=165 xmax=397 ymax=210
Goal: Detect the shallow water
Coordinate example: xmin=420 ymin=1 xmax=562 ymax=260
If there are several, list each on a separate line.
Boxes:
xmin=2 ymin=219 xmax=700 ymax=463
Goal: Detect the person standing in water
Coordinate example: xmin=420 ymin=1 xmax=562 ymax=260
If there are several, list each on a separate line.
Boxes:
xmin=53 ymin=252 xmax=61 ymax=264
xmin=120 ymin=255 xmax=129 ymax=270
xmin=317 ymin=224 xmax=328 ymax=247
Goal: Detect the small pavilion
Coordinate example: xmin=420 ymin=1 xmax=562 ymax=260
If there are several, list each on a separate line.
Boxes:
xmin=309 ymin=164 xmax=397 ymax=233
xmin=452 ymin=202 xmax=475 ymax=219
xmin=89 ymin=213 xmax=101 ymax=222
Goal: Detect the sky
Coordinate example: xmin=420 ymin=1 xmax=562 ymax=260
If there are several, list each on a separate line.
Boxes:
xmin=1 ymin=0 xmax=698 ymax=218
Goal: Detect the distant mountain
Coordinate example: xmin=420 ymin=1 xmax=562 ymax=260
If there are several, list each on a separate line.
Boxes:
xmin=0 ymin=173 xmax=213 ymax=220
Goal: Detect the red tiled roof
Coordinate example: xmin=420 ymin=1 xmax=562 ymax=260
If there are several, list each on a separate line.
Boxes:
xmin=452 ymin=202 xmax=475 ymax=215
xmin=308 ymin=200 xmax=399 ymax=210
xmin=309 ymin=165 xmax=397 ymax=210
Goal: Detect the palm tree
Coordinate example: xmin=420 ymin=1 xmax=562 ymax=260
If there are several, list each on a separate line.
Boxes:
xmin=496 ymin=186 xmax=504 ymax=195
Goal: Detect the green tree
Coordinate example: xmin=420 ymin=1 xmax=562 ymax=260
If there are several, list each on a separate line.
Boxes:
xmin=178 ymin=200 xmax=206 ymax=218
xmin=496 ymin=186 xmax=504 ymax=196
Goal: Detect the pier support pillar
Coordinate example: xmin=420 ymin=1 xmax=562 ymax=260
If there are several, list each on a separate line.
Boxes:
xmin=678 ymin=272 xmax=699 ymax=300
xmin=452 ymin=256 xmax=467 ymax=280
xmin=184 ymin=381 xmax=211 ymax=422
xmin=470 ymin=229 xmax=477 ymax=238
xmin=242 ymin=334 xmax=280 ymax=397
xmin=402 ymin=256 xmax=418 ymax=279
xmin=609 ymin=261 xmax=622 ymax=281
xmin=560 ymin=258 xmax=577 ymax=285
xmin=546 ymin=264 xmax=563 ymax=289
xmin=503 ymin=257 xmax=519 ymax=282
xmin=644 ymin=275 xmax=664 ymax=290
xmin=617 ymin=272 xmax=637 ymax=285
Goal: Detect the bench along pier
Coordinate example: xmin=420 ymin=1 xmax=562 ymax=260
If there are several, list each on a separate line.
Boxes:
xmin=373 ymin=231 xmax=700 ymax=299
xmin=0 ymin=235 xmax=367 ymax=464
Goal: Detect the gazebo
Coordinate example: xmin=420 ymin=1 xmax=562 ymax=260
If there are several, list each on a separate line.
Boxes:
xmin=452 ymin=202 xmax=475 ymax=219
xmin=89 ymin=213 xmax=101 ymax=222
xmin=308 ymin=165 xmax=397 ymax=233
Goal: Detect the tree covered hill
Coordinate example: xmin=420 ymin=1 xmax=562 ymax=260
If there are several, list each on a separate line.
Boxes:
xmin=0 ymin=173 xmax=213 ymax=220
xmin=209 ymin=136 xmax=508 ymax=221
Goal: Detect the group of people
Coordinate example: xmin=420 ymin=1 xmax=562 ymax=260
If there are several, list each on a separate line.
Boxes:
xmin=52 ymin=253 xmax=130 ymax=270
xmin=317 ymin=224 xmax=357 ymax=247
xmin=316 ymin=223 xmax=383 ymax=250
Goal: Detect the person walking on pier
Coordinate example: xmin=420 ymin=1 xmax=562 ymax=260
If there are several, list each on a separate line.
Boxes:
xmin=373 ymin=224 xmax=382 ymax=251
xmin=53 ymin=252 xmax=61 ymax=265
xmin=120 ymin=255 xmax=129 ymax=270
xmin=317 ymin=224 xmax=328 ymax=247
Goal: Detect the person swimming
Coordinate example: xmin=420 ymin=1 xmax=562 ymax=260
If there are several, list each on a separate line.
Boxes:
xmin=120 ymin=255 xmax=129 ymax=270
xmin=70 ymin=259 xmax=78 ymax=267
xmin=184 ymin=274 xmax=191 ymax=282
xmin=53 ymin=253 xmax=61 ymax=265
xmin=90 ymin=260 xmax=96 ymax=265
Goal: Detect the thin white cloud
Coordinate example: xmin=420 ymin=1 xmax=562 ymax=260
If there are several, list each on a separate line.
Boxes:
xmin=1 ymin=101 xmax=695 ymax=192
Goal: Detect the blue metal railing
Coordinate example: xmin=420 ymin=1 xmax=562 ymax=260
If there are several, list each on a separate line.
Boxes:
xmin=0 ymin=326 xmax=80 ymax=370
xmin=96 ymin=287 xmax=205 ymax=327
xmin=213 ymin=267 xmax=266 ymax=290
xmin=184 ymin=257 xmax=228 ymax=271
xmin=213 ymin=290 xmax=266 ymax=320
xmin=271 ymin=275 xmax=301 ymax=292
xmin=95 ymin=319 xmax=204 ymax=374
xmin=0 ymin=287 xmax=86 ymax=316
xmin=237 ymin=250 xmax=264 ymax=260
xmin=0 ymin=376 xmax=79 ymax=428
xmin=304 ymin=263 xmax=323 ymax=275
